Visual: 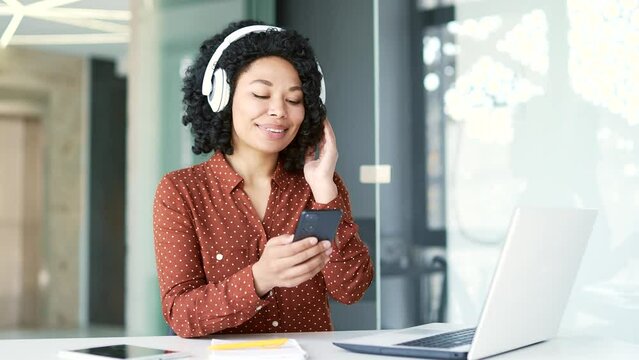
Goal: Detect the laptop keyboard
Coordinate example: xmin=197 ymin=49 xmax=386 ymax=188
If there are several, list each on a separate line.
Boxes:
xmin=397 ymin=328 xmax=476 ymax=349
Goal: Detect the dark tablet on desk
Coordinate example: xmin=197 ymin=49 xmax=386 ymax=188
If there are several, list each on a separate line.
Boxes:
xmin=57 ymin=344 xmax=189 ymax=360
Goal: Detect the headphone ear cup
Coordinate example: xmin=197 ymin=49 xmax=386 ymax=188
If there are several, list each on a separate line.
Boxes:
xmin=319 ymin=77 xmax=326 ymax=106
xmin=209 ymin=68 xmax=230 ymax=112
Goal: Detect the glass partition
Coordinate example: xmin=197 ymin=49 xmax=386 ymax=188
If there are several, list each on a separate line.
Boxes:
xmin=374 ymin=0 xmax=638 ymax=344
xmin=441 ymin=0 xmax=639 ymax=343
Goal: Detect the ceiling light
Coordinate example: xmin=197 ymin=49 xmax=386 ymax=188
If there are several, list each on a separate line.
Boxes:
xmin=0 ymin=0 xmax=129 ymax=48
xmin=11 ymin=33 xmax=129 ymax=45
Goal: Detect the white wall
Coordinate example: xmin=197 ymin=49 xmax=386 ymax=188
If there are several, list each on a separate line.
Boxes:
xmin=0 ymin=117 xmax=26 ymax=328
xmin=447 ymin=0 xmax=639 ymax=343
xmin=0 ymin=47 xmax=86 ymax=330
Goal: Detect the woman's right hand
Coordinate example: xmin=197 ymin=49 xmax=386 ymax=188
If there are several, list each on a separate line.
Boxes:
xmin=251 ymin=234 xmax=333 ymax=297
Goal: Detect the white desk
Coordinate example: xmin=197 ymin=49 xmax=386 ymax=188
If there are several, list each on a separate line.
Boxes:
xmin=0 ymin=331 xmax=637 ymax=359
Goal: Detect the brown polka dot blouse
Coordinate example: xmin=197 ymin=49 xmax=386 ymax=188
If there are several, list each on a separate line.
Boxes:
xmin=153 ymin=152 xmax=374 ymax=337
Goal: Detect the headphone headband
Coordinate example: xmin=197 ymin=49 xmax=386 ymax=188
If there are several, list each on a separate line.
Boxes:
xmin=201 ymin=25 xmax=326 ymax=112
xmin=201 ymin=25 xmax=281 ymax=96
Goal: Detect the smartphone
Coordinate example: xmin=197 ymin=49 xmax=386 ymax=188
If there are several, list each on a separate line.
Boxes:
xmin=293 ymin=209 xmax=343 ymax=242
xmin=57 ymin=344 xmax=190 ymax=360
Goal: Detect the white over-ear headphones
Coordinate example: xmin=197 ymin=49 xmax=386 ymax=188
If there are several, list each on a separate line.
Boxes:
xmin=201 ymin=25 xmax=326 ymax=113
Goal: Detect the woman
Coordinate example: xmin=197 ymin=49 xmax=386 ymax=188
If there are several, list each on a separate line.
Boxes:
xmin=153 ymin=20 xmax=373 ymax=338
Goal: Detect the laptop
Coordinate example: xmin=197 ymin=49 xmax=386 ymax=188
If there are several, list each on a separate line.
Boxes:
xmin=334 ymin=207 xmax=597 ymax=359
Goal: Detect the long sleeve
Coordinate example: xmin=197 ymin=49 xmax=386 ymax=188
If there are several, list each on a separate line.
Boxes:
xmin=153 ymin=176 xmax=270 ymax=337
xmin=312 ymin=174 xmax=374 ymax=304
xmin=153 ymin=153 xmax=372 ymax=335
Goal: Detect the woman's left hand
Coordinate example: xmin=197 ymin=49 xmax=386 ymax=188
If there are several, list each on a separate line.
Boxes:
xmin=304 ymin=119 xmax=338 ymax=204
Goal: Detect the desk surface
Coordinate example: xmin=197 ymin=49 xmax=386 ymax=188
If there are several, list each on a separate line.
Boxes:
xmin=0 ymin=330 xmax=637 ymax=359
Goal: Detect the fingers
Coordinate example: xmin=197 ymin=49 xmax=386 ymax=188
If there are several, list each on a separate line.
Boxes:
xmin=284 ymin=239 xmax=331 ymax=267
xmin=323 ymin=119 xmax=335 ymax=142
xmin=320 ymin=119 xmax=338 ymax=162
xmin=274 ymin=237 xmax=327 ymax=266
xmin=323 ymin=119 xmax=336 ymax=147
xmin=281 ymin=236 xmax=318 ymax=254
xmin=265 ymin=234 xmax=294 ymax=247
xmin=304 ymin=145 xmax=316 ymax=164
xmin=265 ymin=236 xmax=325 ymax=259
xmin=258 ymin=236 xmax=333 ymax=289
xmin=279 ymin=249 xmax=332 ymax=287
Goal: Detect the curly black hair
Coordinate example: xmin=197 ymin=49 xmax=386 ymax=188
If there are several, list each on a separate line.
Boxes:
xmin=182 ymin=20 xmax=327 ymax=171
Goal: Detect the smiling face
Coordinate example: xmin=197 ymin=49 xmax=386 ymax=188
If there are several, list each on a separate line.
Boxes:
xmin=230 ymin=56 xmax=306 ymax=156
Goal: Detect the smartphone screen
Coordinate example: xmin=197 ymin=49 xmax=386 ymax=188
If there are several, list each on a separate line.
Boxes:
xmin=58 ymin=344 xmax=188 ymax=359
xmin=293 ymin=209 xmax=343 ymax=242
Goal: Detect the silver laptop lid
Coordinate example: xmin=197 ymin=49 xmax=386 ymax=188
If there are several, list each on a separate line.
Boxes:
xmin=468 ymin=207 xmax=597 ymax=359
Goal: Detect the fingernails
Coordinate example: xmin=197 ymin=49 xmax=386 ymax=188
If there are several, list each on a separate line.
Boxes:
xmin=322 ymin=241 xmax=331 ymax=249
xmin=325 ymin=248 xmax=332 ymax=256
xmin=309 ymin=237 xmax=318 ymax=245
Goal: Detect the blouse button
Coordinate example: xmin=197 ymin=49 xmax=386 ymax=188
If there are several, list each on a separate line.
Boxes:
xmin=272 ymin=321 xmax=279 ymax=327
xmin=216 ymin=253 xmax=223 ymax=261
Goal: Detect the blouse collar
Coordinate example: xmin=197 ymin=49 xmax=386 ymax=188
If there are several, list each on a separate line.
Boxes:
xmin=208 ymin=151 xmax=290 ymax=194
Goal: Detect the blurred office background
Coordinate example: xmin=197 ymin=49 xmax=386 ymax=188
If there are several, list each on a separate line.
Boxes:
xmin=0 ymin=0 xmax=637 ymax=344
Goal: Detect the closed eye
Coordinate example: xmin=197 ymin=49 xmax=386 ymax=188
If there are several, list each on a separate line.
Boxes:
xmin=252 ymin=93 xmax=268 ymax=99
xmin=287 ymin=99 xmax=302 ymax=105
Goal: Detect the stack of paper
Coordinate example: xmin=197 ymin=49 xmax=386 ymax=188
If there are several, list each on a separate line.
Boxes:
xmin=209 ymin=338 xmax=308 ymax=360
